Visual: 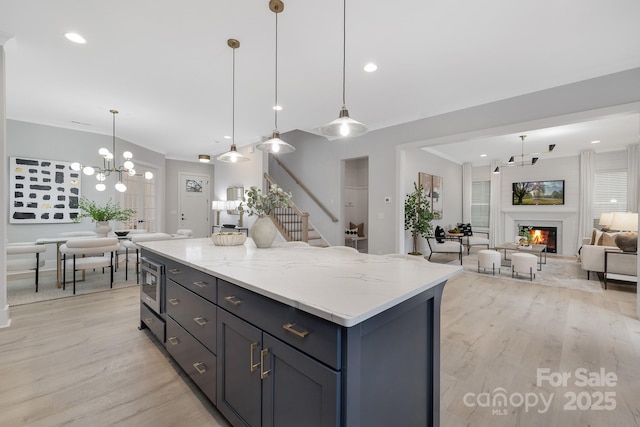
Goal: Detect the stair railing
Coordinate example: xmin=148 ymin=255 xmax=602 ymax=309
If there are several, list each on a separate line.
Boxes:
xmin=264 ymin=173 xmax=310 ymax=242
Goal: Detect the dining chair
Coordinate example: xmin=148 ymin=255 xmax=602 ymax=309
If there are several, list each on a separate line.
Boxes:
xmin=60 ymin=237 xmax=120 ymax=294
xmin=6 ymin=242 xmax=47 ymax=292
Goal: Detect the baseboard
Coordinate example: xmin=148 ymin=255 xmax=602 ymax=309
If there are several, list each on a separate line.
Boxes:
xmin=0 ymin=304 xmax=11 ymax=328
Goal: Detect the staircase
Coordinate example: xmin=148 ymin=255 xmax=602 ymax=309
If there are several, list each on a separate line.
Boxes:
xmin=264 ymin=173 xmax=329 ymax=247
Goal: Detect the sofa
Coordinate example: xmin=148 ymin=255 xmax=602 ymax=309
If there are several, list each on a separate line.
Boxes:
xmin=580 ymin=229 xmax=637 ymax=284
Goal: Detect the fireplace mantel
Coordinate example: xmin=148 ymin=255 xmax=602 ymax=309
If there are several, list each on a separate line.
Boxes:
xmin=504 ymin=210 xmax=578 ymax=256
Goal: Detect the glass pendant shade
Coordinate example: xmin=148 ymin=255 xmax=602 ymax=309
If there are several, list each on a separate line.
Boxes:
xmin=319 ymin=106 xmax=367 ymax=138
xmin=96 ymin=183 xmax=106 ymax=192
xmin=216 ymin=144 xmax=249 ymax=163
xmin=256 ymin=130 xmax=295 ymax=154
xmin=115 ymin=181 xmax=127 ymax=192
xmin=319 ymin=0 xmax=367 ymax=140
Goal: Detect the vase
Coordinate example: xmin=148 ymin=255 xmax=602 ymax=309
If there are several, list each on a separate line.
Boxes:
xmin=251 ymin=216 xmax=277 ymax=248
xmin=95 ymin=221 xmax=112 ymax=237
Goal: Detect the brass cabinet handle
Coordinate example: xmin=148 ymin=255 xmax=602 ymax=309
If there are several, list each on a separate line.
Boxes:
xmin=225 ymin=295 xmax=242 ymax=306
xmin=168 ymin=268 xmax=182 ymax=274
xmin=193 ymin=362 xmax=207 ymax=374
xmin=250 ymin=342 xmax=259 ymax=372
xmin=193 ymin=316 xmax=207 ymax=326
xmin=168 ymin=298 xmax=179 ymax=306
xmin=193 ymin=280 xmax=208 ymax=288
xmin=260 ymin=348 xmax=271 ymax=380
xmin=282 ymin=323 xmax=309 ymax=338
xmin=168 ymin=337 xmax=179 ymax=346
xmin=143 ymin=317 xmax=154 ymax=326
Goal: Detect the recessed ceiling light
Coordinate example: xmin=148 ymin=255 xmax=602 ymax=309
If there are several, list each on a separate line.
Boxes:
xmin=273 ymin=105 xmax=282 ymax=111
xmin=364 ymin=63 xmax=377 ymax=72
xmin=223 ymin=135 xmax=231 ymax=139
xmin=64 ymin=32 xmax=86 ymax=44
xmin=591 ymin=140 xmax=601 ymax=144
xmin=480 ymin=154 xmax=487 ymax=157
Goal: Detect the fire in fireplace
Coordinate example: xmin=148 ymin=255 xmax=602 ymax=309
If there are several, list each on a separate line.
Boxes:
xmin=519 ymin=225 xmax=557 ymax=253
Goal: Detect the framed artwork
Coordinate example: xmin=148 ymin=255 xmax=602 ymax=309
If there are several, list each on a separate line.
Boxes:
xmin=418 ymin=172 xmax=443 ymax=219
xmin=186 ymin=178 xmax=203 ymax=192
xmin=10 ymin=156 xmax=81 ymax=223
xmin=431 ymin=175 xmax=443 ymax=219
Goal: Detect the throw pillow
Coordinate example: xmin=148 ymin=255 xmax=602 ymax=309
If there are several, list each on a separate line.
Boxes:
xmin=435 ymin=226 xmax=445 ymax=243
xmin=457 ymin=223 xmax=473 ymax=236
xmin=599 ymin=232 xmax=619 ymax=247
xmin=349 ymin=222 xmax=365 ymax=237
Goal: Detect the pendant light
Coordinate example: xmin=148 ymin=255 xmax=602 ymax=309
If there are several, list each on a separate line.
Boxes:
xmin=256 ymin=0 xmax=295 ymax=154
xmin=319 ymin=0 xmax=367 ymax=139
xmin=217 ymin=39 xmax=250 ymax=163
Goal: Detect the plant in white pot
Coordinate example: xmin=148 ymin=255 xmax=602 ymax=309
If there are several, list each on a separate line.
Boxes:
xmin=76 ymin=197 xmax=136 ymax=237
xmin=240 ymin=185 xmax=293 ymax=248
xmin=404 ymin=182 xmax=434 ymax=255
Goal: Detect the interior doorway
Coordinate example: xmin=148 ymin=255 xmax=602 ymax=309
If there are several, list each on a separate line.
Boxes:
xmin=343 ymin=157 xmax=369 ymax=253
xmin=178 ymin=173 xmax=210 ymax=238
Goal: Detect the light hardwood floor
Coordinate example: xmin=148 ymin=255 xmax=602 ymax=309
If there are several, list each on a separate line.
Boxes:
xmin=1 ymin=270 xmax=638 ymax=426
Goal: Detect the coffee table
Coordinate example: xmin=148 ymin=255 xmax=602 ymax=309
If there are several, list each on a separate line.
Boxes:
xmin=494 ymin=243 xmax=547 ymax=271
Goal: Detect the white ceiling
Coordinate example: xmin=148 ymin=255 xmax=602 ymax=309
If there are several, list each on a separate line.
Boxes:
xmin=1 ymin=0 xmax=640 ymax=162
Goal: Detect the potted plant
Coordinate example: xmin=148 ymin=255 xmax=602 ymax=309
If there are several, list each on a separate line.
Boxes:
xmin=404 ymin=182 xmax=434 ymax=255
xmin=76 ymin=197 xmax=136 ymax=236
xmin=240 ymin=185 xmax=293 ymax=248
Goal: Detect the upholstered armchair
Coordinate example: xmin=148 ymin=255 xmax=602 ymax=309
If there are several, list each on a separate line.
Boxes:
xmin=59 ymin=237 xmax=120 ymax=294
xmin=426 ymin=237 xmax=463 ymax=264
xmin=6 ymin=242 xmax=47 ymax=292
xmin=121 ymin=232 xmax=175 ymax=282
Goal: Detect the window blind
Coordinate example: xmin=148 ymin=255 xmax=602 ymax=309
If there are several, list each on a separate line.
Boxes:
xmin=471 ymin=180 xmax=490 ymax=228
xmin=593 ymin=170 xmax=627 ymax=220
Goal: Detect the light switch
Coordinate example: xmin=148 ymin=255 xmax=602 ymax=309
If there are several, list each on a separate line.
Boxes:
xmin=377 ymin=212 xmax=385 ymax=220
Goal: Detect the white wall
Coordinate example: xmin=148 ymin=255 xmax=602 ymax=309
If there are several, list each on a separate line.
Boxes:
xmin=401 ymin=148 xmax=463 ymax=254
xmin=213 ymin=145 xmax=266 ymax=231
xmin=5 ymin=120 xmax=166 ymax=264
xmin=1 ymin=42 xmax=9 ymax=328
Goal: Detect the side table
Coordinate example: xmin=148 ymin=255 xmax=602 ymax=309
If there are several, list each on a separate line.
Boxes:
xmin=604 ymin=250 xmax=637 ymax=289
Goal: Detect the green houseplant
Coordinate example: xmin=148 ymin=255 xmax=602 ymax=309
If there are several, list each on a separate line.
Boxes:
xmin=404 ymin=182 xmax=434 ymax=255
xmin=240 ymin=184 xmax=293 ymax=217
xmin=76 ymin=197 xmax=136 ymax=222
xmin=240 ymin=185 xmax=293 ymax=248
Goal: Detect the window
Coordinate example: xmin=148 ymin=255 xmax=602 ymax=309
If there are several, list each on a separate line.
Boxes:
xmin=122 ymin=171 xmax=157 ymax=231
xmin=593 ymin=170 xmax=627 ymax=222
xmin=471 ymin=180 xmax=490 ymax=228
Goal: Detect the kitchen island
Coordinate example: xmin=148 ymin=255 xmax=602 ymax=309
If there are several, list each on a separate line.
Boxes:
xmin=139 ymin=238 xmax=462 ymax=427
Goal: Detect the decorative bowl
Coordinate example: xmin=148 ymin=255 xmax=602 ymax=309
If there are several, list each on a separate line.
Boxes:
xmin=115 ymin=231 xmax=130 ymax=237
xmin=212 ymin=232 xmax=246 ymax=246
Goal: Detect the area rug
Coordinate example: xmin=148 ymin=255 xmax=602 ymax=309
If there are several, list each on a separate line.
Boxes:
xmin=7 ymin=269 xmax=138 ymax=306
xmin=449 ymin=253 xmax=604 ymax=293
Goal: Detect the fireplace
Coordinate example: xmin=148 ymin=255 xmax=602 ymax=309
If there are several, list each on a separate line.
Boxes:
xmin=519 ymin=225 xmax=558 ymax=253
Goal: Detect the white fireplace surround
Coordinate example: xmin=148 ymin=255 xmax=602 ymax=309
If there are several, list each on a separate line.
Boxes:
xmin=503 ymin=210 xmax=578 ymax=256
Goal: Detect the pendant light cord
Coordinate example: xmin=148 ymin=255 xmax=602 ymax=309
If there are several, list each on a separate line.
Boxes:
xmin=342 ymin=0 xmax=346 ymax=107
xmin=274 ymin=12 xmax=279 ymax=130
xmin=111 ymin=110 xmax=117 ymax=163
xmin=232 ymin=45 xmax=236 ymax=145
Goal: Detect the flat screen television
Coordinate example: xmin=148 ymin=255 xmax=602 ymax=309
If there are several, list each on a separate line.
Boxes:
xmin=512 ymin=180 xmax=564 ymax=205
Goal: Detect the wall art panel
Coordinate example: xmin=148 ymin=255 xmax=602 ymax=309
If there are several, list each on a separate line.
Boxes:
xmin=9 ymin=157 xmax=81 ymax=223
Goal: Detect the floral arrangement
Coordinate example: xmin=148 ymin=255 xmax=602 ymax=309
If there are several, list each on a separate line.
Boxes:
xmin=240 ymin=185 xmax=293 ymax=217
xmin=75 ymin=197 xmax=136 ymax=222
xmin=518 ymin=225 xmax=533 ymax=244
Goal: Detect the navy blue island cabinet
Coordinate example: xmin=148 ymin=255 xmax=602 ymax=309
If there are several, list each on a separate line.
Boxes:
xmin=140 ymin=249 xmax=446 ymax=427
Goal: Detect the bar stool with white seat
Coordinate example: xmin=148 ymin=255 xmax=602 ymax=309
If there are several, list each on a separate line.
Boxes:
xmin=511 ymin=252 xmax=538 ymax=281
xmin=477 ymin=249 xmax=501 ymax=275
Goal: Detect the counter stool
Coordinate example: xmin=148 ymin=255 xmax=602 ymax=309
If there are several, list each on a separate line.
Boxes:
xmin=477 ymin=249 xmax=501 ymax=275
xmin=511 ymin=252 xmax=537 ymax=281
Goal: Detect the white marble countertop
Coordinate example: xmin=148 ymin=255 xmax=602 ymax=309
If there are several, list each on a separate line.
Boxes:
xmin=140 ymin=238 xmax=463 ymax=327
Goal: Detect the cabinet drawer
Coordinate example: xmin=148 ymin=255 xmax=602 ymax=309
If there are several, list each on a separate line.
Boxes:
xmin=140 ymin=302 xmax=165 ymax=344
xmin=218 ymin=280 xmax=342 ymax=370
xmin=166 ymin=316 xmax=217 ymax=404
xmin=166 ymin=279 xmax=217 ymax=354
xmin=164 ymin=257 xmax=217 ymax=304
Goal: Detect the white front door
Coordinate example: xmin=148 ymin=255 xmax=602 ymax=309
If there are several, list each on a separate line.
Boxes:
xmin=178 ymin=173 xmax=210 ymax=237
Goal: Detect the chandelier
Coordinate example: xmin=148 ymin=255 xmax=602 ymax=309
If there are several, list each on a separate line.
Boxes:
xmin=493 ymin=134 xmax=556 ymax=174
xmin=71 ymin=110 xmax=153 ymax=192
